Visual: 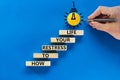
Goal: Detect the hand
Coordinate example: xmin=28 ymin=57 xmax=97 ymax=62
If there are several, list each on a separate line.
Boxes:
xmin=88 ymin=6 xmax=120 ymax=40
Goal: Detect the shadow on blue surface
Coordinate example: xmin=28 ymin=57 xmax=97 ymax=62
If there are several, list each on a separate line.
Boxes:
xmin=87 ymin=23 xmax=120 ymax=55
xmin=50 ymin=31 xmax=83 ymax=66
xmin=25 ymin=58 xmax=51 ymax=74
xmin=26 ymin=66 xmax=50 ymax=75
xmin=25 ymin=32 xmax=84 ymax=74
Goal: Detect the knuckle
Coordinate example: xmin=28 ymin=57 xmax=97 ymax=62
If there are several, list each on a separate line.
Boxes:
xmin=98 ymin=6 xmax=103 ymax=9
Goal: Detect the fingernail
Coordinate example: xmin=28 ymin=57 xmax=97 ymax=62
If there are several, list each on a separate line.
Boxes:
xmin=88 ymin=16 xmax=92 ymax=19
xmin=89 ymin=22 xmax=96 ymax=28
xmin=90 ymin=22 xmax=94 ymax=26
xmin=88 ymin=16 xmax=90 ymax=19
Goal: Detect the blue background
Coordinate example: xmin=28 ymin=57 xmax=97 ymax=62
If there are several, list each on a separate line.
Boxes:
xmin=0 ymin=0 xmax=120 ymax=80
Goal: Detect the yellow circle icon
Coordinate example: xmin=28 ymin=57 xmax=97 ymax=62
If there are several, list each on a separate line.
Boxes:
xmin=67 ymin=12 xmax=81 ymax=26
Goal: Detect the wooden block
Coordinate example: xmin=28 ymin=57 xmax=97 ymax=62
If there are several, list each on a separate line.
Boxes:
xmin=42 ymin=45 xmax=67 ymax=51
xmin=26 ymin=61 xmax=51 ymax=67
xmin=59 ymin=30 xmax=84 ymax=36
xmin=33 ymin=53 xmax=58 ymax=58
xmin=51 ymin=37 xmax=75 ymax=43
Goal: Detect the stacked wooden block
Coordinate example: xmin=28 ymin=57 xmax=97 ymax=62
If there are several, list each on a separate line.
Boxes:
xmin=26 ymin=30 xmax=84 ymax=67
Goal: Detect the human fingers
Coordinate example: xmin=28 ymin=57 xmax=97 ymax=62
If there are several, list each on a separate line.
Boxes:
xmin=89 ymin=22 xmax=109 ymax=31
xmin=88 ymin=6 xmax=111 ymax=19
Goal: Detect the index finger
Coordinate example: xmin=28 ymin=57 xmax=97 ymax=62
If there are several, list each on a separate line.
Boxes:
xmin=88 ymin=6 xmax=110 ymax=19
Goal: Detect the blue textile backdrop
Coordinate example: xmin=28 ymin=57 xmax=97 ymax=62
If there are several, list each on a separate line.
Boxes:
xmin=0 ymin=0 xmax=120 ymax=80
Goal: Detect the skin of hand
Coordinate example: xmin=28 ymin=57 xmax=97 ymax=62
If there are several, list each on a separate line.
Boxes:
xmin=88 ymin=6 xmax=120 ymax=40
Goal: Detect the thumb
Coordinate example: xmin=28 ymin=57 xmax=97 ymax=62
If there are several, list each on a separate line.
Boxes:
xmin=89 ymin=22 xmax=108 ymax=31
